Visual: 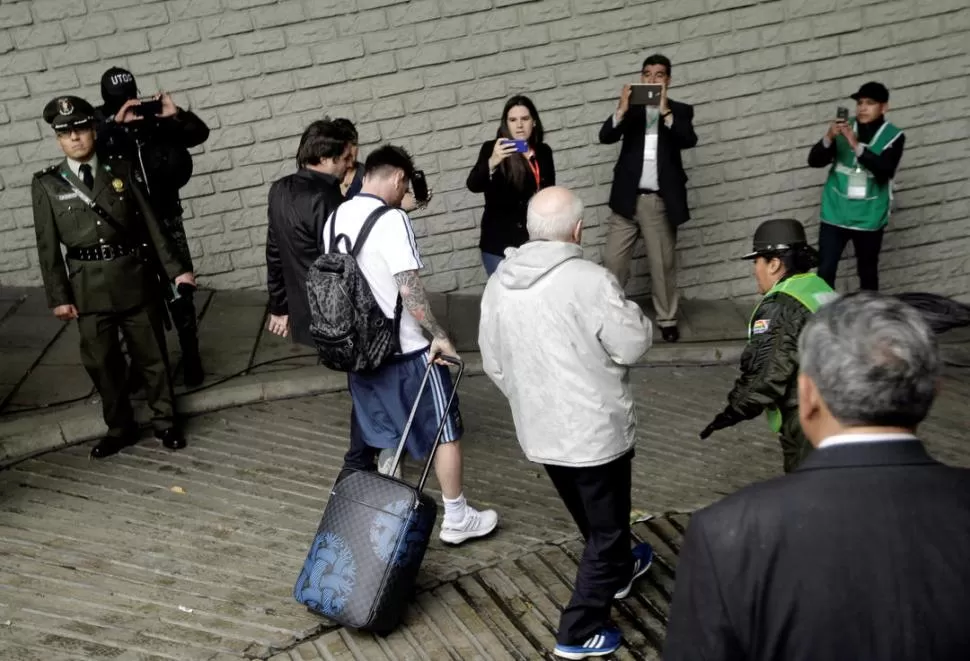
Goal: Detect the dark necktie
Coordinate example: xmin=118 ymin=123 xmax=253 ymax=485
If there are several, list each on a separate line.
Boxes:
xmin=79 ymin=163 xmax=93 ymax=189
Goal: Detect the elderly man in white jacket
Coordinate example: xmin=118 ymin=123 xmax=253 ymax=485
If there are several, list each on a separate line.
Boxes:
xmin=479 ymin=186 xmax=654 ymax=660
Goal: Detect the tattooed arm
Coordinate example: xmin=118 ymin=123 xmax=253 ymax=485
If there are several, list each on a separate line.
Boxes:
xmin=393 ymin=270 xmax=459 ymax=362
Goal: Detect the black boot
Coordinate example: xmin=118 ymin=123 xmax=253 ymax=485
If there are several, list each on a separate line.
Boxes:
xmin=155 ymin=427 xmax=187 ymax=450
xmin=91 ymin=427 xmax=139 ymax=459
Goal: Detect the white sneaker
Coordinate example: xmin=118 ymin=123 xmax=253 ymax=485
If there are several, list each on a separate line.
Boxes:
xmin=439 ymin=506 xmax=498 ymax=545
xmin=377 ymin=448 xmax=403 ymax=480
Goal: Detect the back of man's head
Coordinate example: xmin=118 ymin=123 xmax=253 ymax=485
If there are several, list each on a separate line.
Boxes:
xmin=296 ymin=119 xmax=352 ymax=168
xmin=526 ymin=186 xmax=584 ymax=243
xmin=799 ymin=291 xmax=940 ymax=430
xmin=332 ymin=118 xmax=358 ymax=144
xmin=364 ymin=145 xmax=414 ymax=180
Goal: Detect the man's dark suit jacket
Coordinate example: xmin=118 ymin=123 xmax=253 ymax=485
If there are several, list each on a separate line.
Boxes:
xmin=664 ymin=439 xmax=970 ymax=661
xmin=599 ymin=100 xmax=697 ymax=226
xmin=265 ymin=168 xmax=344 ymax=348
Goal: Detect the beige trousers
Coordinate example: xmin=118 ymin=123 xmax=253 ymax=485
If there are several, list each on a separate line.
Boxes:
xmin=602 ymin=193 xmax=679 ymax=327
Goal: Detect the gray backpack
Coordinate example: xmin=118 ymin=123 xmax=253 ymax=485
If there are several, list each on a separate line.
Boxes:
xmin=307 ymin=205 xmax=402 ymax=372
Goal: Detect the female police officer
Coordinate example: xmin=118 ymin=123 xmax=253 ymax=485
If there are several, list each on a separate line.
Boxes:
xmin=699 ymin=219 xmax=836 ymax=473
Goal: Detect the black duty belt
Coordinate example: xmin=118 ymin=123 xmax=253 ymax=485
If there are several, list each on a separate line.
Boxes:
xmin=638 ymin=188 xmax=659 ymax=196
xmin=66 ymin=244 xmax=141 ymax=261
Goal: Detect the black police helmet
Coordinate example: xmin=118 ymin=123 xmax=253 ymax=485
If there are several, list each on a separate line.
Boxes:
xmin=741 ymin=218 xmax=814 ymax=260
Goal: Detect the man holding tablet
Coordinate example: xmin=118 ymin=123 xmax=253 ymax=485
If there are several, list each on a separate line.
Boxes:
xmin=600 ymin=54 xmax=697 ymax=343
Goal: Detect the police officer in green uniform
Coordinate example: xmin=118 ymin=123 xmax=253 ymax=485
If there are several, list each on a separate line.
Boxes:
xmin=32 ymin=96 xmax=195 ymax=458
xmin=699 ymin=219 xmax=837 ymax=473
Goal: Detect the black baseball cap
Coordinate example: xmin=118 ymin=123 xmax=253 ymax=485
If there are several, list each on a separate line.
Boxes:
xmin=741 ymin=219 xmax=814 ymax=260
xmin=42 ymin=96 xmax=96 ymax=132
xmin=850 ymin=81 xmax=889 ymax=104
xmin=100 ymin=66 xmax=138 ymax=111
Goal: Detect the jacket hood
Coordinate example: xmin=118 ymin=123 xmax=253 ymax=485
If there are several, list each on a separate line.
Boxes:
xmin=496 ymin=240 xmax=583 ymax=290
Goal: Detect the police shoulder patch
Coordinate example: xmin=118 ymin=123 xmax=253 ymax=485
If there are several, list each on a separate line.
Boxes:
xmin=752 ymin=319 xmax=770 ymax=334
xmin=34 ymin=164 xmax=58 ymax=178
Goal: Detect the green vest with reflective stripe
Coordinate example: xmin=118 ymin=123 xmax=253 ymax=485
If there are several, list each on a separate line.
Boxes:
xmin=749 ymin=273 xmax=837 ymax=432
xmin=820 ymin=119 xmax=902 ymax=232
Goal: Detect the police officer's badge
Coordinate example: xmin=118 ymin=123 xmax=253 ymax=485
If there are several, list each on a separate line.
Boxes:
xmin=111 ymin=178 xmax=125 ymax=193
xmin=57 ymin=97 xmax=74 ymax=116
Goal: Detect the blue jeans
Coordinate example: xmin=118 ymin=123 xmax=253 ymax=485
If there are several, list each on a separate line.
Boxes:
xmin=482 ymin=251 xmax=504 ymax=276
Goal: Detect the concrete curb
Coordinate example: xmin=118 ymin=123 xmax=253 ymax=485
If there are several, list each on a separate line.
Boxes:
xmin=0 ymin=342 xmax=745 ymax=469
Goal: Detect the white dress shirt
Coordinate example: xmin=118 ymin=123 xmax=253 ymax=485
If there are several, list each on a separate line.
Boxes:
xmin=818 ymin=432 xmax=918 ymax=449
xmin=67 ymin=154 xmax=98 ymax=181
xmin=612 ymin=108 xmax=673 ymax=192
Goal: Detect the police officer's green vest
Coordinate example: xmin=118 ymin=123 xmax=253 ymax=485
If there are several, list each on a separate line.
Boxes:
xmin=820 ymin=119 xmax=901 ymax=232
xmin=749 ymin=273 xmax=837 ymax=432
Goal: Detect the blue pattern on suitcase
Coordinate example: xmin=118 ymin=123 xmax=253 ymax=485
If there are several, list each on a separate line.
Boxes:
xmin=369 ymin=498 xmax=436 ymax=568
xmin=293 ymin=531 xmax=357 ymax=616
xmin=370 ymin=499 xmax=410 ymax=563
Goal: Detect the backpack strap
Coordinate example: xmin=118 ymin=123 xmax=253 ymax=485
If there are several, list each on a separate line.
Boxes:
xmin=349 ymin=205 xmax=404 ymax=352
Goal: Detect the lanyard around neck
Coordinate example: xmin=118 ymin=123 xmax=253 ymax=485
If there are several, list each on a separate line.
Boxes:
xmin=526 ymin=154 xmax=540 ymax=188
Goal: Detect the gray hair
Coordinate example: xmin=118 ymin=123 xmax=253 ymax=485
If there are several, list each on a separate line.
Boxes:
xmin=526 ymin=187 xmax=584 ymax=242
xmin=798 ymin=291 xmax=940 ymax=428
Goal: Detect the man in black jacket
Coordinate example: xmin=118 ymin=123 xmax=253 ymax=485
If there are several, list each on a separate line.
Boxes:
xmin=95 ymin=67 xmax=210 ymax=386
xmin=665 ymin=291 xmax=970 ymax=661
xmin=265 ymin=119 xmax=355 ymax=346
xmin=600 ymin=54 xmax=697 ymax=343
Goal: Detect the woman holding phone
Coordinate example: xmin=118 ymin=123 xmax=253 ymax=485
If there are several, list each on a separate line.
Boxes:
xmin=467 ymin=95 xmax=555 ymax=276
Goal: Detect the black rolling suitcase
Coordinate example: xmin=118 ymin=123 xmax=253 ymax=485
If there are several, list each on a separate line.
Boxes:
xmin=293 ymin=355 xmax=463 ymax=634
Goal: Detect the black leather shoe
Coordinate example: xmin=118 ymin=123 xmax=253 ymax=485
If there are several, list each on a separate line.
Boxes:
xmin=661 ymin=326 xmax=680 ymax=343
xmin=155 ymin=427 xmax=186 ymax=450
xmin=90 ymin=432 xmax=137 ymax=459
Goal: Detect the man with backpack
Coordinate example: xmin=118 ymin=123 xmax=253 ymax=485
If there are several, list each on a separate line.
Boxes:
xmin=318 ymin=145 xmax=498 ymax=546
xmin=95 ymin=67 xmax=210 ymax=386
xmin=265 ymin=119 xmax=356 ymax=346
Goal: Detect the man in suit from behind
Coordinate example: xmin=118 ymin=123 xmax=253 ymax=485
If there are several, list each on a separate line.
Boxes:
xmin=599 ymin=53 xmax=697 ymax=343
xmin=664 ymin=291 xmax=970 ymax=661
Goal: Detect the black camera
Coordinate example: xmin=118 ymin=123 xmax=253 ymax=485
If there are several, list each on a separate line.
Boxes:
xmin=836 ymin=106 xmax=849 ymax=122
xmin=411 ymin=170 xmax=429 ymax=203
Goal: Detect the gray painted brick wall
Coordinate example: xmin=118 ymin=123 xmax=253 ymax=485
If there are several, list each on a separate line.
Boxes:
xmin=0 ymin=0 xmax=968 ymax=299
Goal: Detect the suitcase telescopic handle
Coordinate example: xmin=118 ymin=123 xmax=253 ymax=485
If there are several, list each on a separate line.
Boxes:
xmin=388 ymin=354 xmax=464 ymax=494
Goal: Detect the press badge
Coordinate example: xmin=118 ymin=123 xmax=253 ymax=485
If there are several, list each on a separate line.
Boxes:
xmin=644 ymin=133 xmax=658 ymax=161
xmin=847 ymin=167 xmax=868 ymax=200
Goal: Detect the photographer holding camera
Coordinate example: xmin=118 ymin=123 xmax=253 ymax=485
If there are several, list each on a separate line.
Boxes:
xmin=808 ymin=82 xmax=905 ymax=292
xmin=95 ymin=67 xmax=210 ymax=386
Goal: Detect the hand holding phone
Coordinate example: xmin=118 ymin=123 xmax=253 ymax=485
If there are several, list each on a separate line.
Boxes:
xmin=828 ymin=106 xmax=850 ymax=140
xmin=489 ymin=138 xmax=519 ymax=169
xmin=411 ymin=170 xmax=429 ymax=203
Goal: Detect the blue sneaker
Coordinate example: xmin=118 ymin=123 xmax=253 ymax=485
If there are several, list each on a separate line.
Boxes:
xmin=614 ymin=542 xmax=653 ymax=599
xmin=554 ymin=627 xmax=622 ymax=659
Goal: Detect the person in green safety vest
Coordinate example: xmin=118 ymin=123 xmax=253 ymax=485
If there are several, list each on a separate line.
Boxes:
xmin=699 ymin=219 xmax=837 ymax=473
xmin=809 ymin=81 xmax=905 ymax=292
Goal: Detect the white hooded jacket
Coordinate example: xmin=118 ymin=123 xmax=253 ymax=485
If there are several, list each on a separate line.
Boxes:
xmin=478 ymin=240 xmax=652 ymax=467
